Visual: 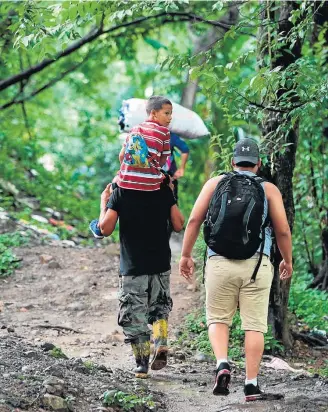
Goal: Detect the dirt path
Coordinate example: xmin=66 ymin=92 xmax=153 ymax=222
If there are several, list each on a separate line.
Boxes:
xmin=1 ymin=240 xmax=328 ymax=412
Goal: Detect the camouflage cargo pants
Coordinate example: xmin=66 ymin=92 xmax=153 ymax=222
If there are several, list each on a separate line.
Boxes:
xmin=117 ymin=271 xmax=173 ymax=344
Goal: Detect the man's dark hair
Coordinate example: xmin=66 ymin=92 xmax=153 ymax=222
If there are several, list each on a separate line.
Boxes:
xmin=146 ymin=95 xmax=172 ymax=115
xmin=235 ymin=161 xmax=257 ymax=167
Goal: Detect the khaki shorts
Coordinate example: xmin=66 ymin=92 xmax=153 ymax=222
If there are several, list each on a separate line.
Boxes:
xmin=205 ymin=255 xmax=273 ymax=333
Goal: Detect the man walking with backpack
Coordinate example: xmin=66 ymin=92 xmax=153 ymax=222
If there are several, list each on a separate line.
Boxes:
xmin=179 ymin=138 xmax=292 ymax=402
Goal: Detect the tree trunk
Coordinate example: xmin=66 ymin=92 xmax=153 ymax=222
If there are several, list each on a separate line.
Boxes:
xmin=307 ymin=1 xmax=328 ymax=291
xmin=258 ymin=1 xmax=302 ymax=348
xmin=180 ymin=5 xmax=239 ymax=109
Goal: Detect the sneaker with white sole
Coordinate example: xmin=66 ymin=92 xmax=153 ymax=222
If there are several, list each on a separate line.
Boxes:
xmin=213 ymin=362 xmax=231 ymax=396
xmin=244 ymin=383 xmax=284 ymax=402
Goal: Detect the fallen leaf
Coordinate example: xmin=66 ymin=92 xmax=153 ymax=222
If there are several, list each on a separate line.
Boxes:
xmin=262 ymin=357 xmax=304 ymax=373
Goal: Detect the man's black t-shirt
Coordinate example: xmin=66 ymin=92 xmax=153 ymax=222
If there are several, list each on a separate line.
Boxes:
xmin=107 ymin=186 xmax=176 ymax=276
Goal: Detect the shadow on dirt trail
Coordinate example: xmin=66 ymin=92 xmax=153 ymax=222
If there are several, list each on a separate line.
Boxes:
xmin=1 ymin=238 xmax=328 ymax=411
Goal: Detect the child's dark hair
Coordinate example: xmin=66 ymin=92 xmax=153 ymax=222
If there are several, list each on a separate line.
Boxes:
xmin=146 ymin=96 xmax=172 ymax=115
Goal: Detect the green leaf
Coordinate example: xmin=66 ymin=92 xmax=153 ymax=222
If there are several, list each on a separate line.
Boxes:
xmin=249 ymin=75 xmax=257 ymax=88
xmin=271 ymin=66 xmax=282 ymax=72
xmin=212 ymin=1 xmax=223 ymax=11
xmin=144 ymin=37 xmax=167 ymax=50
xmin=189 ymin=67 xmax=203 ymax=81
xmin=260 ymin=87 xmax=267 ymax=98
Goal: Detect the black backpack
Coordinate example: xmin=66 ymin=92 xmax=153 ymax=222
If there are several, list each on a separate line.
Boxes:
xmin=203 ymin=172 xmax=269 ymax=282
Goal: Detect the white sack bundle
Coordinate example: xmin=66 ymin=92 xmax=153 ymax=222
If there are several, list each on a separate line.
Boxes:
xmin=119 ymin=98 xmax=209 ymax=139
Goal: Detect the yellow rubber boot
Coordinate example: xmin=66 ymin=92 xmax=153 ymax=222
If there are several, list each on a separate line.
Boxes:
xmin=150 ymin=319 xmax=168 ymax=371
xmin=131 ymin=341 xmax=150 ymax=379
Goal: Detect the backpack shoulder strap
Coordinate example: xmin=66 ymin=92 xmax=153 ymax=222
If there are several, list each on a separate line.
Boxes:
xmin=213 ymin=172 xmax=234 ymax=190
xmin=211 ymin=172 xmax=233 ymax=188
xmin=250 ymin=227 xmax=265 ymax=283
xmin=253 ymin=177 xmax=271 ymax=227
xmin=218 ymin=171 xmax=236 ymax=181
xmin=207 ymin=172 xmax=232 ymax=212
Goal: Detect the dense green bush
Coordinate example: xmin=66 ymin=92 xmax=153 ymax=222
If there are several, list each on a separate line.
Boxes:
xmin=103 ymin=390 xmax=154 ymax=411
xmin=289 ymin=269 xmax=328 ymax=332
xmin=0 ymin=233 xmax=27 ymax=277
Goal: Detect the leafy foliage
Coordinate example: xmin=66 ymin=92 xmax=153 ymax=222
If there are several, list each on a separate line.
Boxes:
xmin=0 ymin=247 xmax=20 ymax=278
xmin=309 ymin=359 xmax=328 ymax=378
xmin=0 ymin=232 xmax=27 ymax=277
xmin=83 ymin=360 xmax=97 ymax=371
xmin=0 ymin=232 xmax=28 ymax=248
xmin=103 ymin=390 xmax=154 ymax=411
xmin=289 ymin=269 xmax=328 ymax=331
xmin=49 ymin=346 xmax=68 ymax=359
xmin=0 ymin=0 xmax=211 ymax=240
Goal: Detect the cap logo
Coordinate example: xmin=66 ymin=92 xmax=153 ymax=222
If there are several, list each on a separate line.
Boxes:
xmin=242 ymin=146 xmax=250 ymax=151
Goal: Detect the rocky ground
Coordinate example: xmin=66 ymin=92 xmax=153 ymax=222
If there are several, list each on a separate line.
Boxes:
xmin=0 ymin=335 xmax=163 ymax=412
xmin=1 ymin=239 xmax=328 ymax=412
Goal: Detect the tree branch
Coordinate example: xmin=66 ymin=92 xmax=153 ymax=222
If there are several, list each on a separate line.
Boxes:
xmin=0 ymin=11 xmax=251 ymax=93
xmin=232 ymin=88 xmax=308 ymax=113
xmin=101 ymin=12 xmax=237 ymax=35
xmin=0 ymin=26 xmax=102 ymax=92
xmin=18 ymin=52 xmax=32 ymax=139
xmin=0 ymin=53 xmax=90 ymax=111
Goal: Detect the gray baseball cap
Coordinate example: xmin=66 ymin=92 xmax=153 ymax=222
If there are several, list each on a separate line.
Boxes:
xmin=233 ymin=138 xmax=260 ymax=165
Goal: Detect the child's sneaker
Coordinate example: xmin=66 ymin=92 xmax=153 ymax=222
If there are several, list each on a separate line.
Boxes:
xmin=89 ymin=219 xmax=104 ymax=239
xmin=212 ymin=362 xmax=231 ymax=396
xmin=244 ymin=383 xmax=284 ymax=402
